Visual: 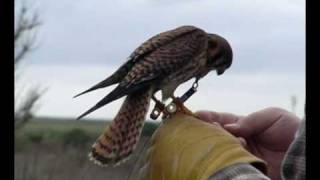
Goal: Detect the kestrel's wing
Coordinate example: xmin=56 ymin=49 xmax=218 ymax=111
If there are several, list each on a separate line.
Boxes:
xmin=74 ymin=26 xmax=201 ymax=98
xmin=127 ymin=25 xmax=202 ymax=63
xmin=122 ymin=27 xmax=208 ymax=87
xmin=77 ymin=26 xmax=208 ymax=119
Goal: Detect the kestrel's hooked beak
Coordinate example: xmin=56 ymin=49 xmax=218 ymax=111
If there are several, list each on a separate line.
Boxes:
xmin=216 ymin=68 xmax=225 ymax=76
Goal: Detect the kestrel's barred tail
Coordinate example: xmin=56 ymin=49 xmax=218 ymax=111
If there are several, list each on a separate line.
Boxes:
xmin=89 ymin=87 xmax=153 ymax=166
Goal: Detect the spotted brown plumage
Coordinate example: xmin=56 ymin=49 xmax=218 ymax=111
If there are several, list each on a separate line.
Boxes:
xmin=89 ymin=88 xmax=153 ymax=166
xmin=75 ymin=25 xmax=233 ymax=166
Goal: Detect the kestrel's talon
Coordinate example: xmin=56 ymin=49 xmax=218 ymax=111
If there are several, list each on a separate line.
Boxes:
xmin=169 ymin=97 xmax=194 ymax=117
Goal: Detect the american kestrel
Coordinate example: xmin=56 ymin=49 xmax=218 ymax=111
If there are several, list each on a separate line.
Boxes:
xmin=74 ymin=25 xmax=233 ymax=166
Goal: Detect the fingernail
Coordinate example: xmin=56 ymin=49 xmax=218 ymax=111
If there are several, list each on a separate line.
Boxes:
xmin=224 ymin=124 xmax=239 ymax=130
xmin=212 ymin=122 xmax=220 ymax=126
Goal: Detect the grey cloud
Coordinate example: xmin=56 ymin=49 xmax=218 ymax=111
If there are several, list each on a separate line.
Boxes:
xmin=27 ymin=0 xmax=304 ymax=74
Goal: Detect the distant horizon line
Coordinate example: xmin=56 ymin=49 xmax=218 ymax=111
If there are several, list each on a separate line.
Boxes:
xmin=32 ymin=115 xmax=111 ymax=122
xmin=32 ymin=115 xmax=161 ymax=122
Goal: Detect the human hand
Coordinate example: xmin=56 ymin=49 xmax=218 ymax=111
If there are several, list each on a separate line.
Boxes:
xmin=196 ymin=107 xmax=300 ymax=180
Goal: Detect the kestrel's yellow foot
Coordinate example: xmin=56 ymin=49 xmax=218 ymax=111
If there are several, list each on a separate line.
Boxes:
xmin=171 ymin=97 xmax=196 ymax=117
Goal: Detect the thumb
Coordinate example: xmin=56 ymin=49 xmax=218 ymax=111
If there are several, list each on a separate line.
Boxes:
xmin=223 ymin=121 xmax=253 ymax=138
xmin=223 ymin=123 xmax=241 ymax=135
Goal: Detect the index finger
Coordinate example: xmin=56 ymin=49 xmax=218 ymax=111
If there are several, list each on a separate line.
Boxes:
xmin=195 ymin=110 xmax=243 ymax=125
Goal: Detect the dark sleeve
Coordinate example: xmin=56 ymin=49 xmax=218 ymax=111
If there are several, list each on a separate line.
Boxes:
xmin=208 ymin=163 xmax=270 ymax=180
xmin=281 ymin=118 xmax=306 ymax=180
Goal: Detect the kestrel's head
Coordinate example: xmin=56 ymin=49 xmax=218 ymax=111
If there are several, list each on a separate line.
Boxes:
xmin=206 ymin=33 xmax=233 ymax=75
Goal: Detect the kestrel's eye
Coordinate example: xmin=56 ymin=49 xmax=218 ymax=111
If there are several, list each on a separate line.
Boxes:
xmin=208 ymin=40 xmax=217 ymax=49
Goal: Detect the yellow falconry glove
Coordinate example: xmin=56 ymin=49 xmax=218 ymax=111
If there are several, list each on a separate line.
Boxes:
xmin=139 ymin=112 xmax=267 ymax=180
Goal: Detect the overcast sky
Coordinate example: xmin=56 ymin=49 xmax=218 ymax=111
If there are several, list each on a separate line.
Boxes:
xmin=17 ymin=0 xmax=305 ymax=120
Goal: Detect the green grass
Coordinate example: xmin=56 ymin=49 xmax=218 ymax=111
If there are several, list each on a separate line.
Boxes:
xmin=20 ymin=117 xmax=107 ymax=135
xmin=14 ymin=117 xmax=160 ymax=180
xmin=15 ymin=117 xmax=159 ymax=152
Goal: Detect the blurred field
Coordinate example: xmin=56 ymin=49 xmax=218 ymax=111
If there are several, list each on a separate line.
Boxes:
xmin=14 ymin=117 xmax=159 ymax=180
